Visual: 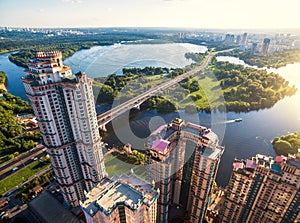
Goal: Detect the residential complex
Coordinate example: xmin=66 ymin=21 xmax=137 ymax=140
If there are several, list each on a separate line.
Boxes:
xmin=22 ymin=51 xmax=106 ymax=206
xmin=81 ymin=173 xmax=159 ymax=223
xmin=220 ymin=154 xmax=300 ymax=223
xmin=146 ymin=118 xmax=224 ymax=223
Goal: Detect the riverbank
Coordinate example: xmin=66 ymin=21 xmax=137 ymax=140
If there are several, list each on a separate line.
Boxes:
xmin=0 ymin=83 xmax=7 ymax=91
xmin=8 ymin=42 xmax=100 ymax=68
xmin=219 ymin=49 xmax=300 ymax=68
xmin=0 ymin=71 xmax=7 ymax=91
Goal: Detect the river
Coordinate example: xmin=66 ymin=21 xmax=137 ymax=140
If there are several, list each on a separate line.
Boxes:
xmin=0 ymin=45 xmax=299 ymax=187
xmin=64 ymin=43 xmax=208 ymax=77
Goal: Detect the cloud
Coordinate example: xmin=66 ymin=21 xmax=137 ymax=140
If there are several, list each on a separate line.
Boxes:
xmin=62 ymin=0 xmax=82 ymax=4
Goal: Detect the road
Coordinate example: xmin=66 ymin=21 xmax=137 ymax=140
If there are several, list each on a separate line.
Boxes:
xmin=1 ymin=166 xmax=53 ymax=221
xmin=97 ymin=50 xmax=219 ymax=126
xmin=0 ymin=144 xmax=46 ymax=181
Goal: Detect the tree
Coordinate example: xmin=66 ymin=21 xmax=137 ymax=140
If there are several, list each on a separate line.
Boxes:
xmin=273 ymin=140 xmax=296 ymax=156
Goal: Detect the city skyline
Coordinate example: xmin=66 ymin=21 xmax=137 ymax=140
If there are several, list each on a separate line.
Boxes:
xmin=1 ymin=0 xmax=300 ymax=29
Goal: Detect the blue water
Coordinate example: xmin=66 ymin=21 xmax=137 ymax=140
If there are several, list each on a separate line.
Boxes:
xmin=64 ymin=43 xmax=208 ymax=77
xmin=0 ymin=52 xmax=27 ymax=100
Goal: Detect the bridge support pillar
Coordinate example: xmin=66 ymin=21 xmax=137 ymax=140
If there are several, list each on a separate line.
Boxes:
xmin=133 ymin=104 xmax=141 ymax=110
xmin=99 ymin=124 xmax=107 ymax=132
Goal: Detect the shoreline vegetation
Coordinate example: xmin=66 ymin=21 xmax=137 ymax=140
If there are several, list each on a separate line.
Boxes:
xmin=219 ymin=48 xmax=300 ymax=68
xmin=93 ymin=52 xmax=297 ymax=113
xmin=0 ymin=71 xmax=7 ymax=91
xmin=272 ymin=132 xmax=300 ymax=156
xmin=8 ymin=43 xmax=98 ymax=68
xmin=0 ymin=72 xmax=42 ymax=164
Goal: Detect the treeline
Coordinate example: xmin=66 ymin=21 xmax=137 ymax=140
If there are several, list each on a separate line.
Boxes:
xmin=0 ymin=88 xmax=38 ymax=161
xmin=122 ymin=67 xmax=170 ymax=76
xmin=94 ymin=67 xmax=171 ymax=104
xmin=220 ymin=49 xmax=300 ymax=68
xmin=8 ymin=42 xmax=95 ymax=68
xmin=272 ymin=132 xmax=300 ymax=156
xmin=212 ymin=61 xmax=297 ymax=112
xmin=140 ymin=96 xmax=177 ymax=113
xmin=0 ymin=30 xmax=156 ymax=53
xmin=185 ymin=52 xmax=207 ymax=62
xmin=0 ymin=71 xmax=6 ymax=84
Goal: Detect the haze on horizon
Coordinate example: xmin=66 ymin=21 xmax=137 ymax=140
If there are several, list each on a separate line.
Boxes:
xmin=1 ymin=0 xmax=300 ymax=30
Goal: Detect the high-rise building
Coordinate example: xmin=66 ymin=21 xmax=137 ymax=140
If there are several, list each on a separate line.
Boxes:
xmin=22 ymin=51 xmax=106 ymax=206
xmin=224 ymin=34 xmax=235 ymax=44
xmin=219 ymin=154 xmax=300 ymax=223
xmin=146 ymin=118 xmax=224 ymax=223
xmin=81 ymin=173 xmax=159 ymax=223
xmin=240 ymin=32 xmax=248 ymax=51
xmin=236 ymin=35 xmax=241 ymax=45
xmin=261 ymin=38 xmax=271 ymax=54
xmin=251 ymin=42 xmax=258 ymax=55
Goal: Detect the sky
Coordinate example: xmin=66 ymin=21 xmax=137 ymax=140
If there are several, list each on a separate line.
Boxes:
xmin=1 ymin=0 xmax=300 ymax=29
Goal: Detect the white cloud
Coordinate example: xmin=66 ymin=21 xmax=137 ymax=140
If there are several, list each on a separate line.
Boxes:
xmin=62 ymin=0 xmax=82 ymax=4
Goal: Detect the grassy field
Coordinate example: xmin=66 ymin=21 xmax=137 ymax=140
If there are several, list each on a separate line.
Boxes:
xmin=189 ymin=71 xmax=223 ymax=108
xmin=104 ymin=154 xmax=147 ymax=179
xmin=162 ymin=70 xmax=223 ymax=110
xmin=0 ymin=161 xmax=50 ymax=194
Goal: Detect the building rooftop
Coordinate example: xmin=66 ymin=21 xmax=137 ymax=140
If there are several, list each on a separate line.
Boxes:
xmin=231 ymin=154 xmax=300 ymax=176
xmin=147 ymin=119 xmax=223 ymax=160
xmin=97 ymin=181 xmax=143 ymax=213
xmin=203 ymin=146 xmax=224 ymax=159
xmin=112 ymin=173 xmax=158 ymax=206
xmin=36 ymin=51 xmax=62 ymax=58
xmin=151 ymin=139 xmax=170 ymax=154
xmin=82 ymin=174 xmax=158 ymax=216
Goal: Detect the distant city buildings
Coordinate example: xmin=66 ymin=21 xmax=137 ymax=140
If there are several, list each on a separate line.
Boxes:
xmin=220 ymin=154 xmax=300 ymax=223
xmin=146 ymin=118 xmax=224 ymax=223
xmin=22 ymin=51 xmax=106 ymax=206
xmin=81 ymin=173 xmax=159 ymax=223
xmin=224 ymin=34 xmax=235 ymax=44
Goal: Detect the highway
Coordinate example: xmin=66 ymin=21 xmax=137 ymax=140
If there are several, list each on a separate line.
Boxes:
xmin=0 ymin=144 xmax=46 ymax=181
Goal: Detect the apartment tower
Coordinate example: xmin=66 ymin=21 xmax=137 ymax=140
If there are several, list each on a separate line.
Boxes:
xmin=220 ymin=154 xmax=300 ymax=223
xmin=22 ymin=51 xmax=106 ymax=206
xmin=146 ymin=118 xmax=224 ymax=223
